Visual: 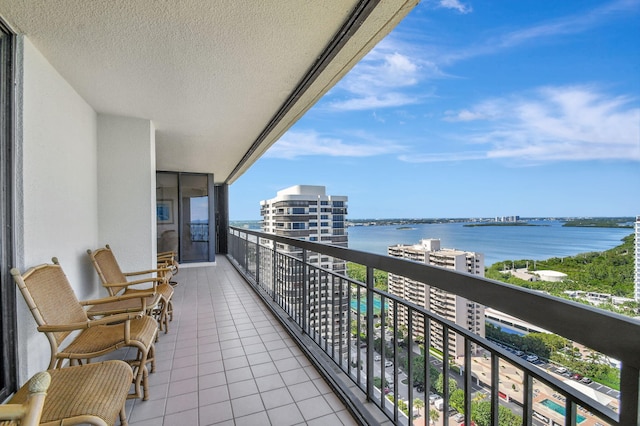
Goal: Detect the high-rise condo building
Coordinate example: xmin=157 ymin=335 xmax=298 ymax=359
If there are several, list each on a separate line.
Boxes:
xmin=387 ymin=239 xmax=485 ymax=358
xmin=635 ymin=216 xmax=640 ymax=302
xmin=260 ymin=185 xmax=349 ymax=349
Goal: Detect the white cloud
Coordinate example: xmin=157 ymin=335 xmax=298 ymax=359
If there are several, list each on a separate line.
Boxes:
xmin=328 ymin=93 xmax=419 ymax=111
xmin=441 ymin=0 xmax=639 ymax=64
xmin=324 ymin=42 xmax=435 ymax=111
xmin=406 ymin=86 xmax=640 ymax=163
xmin=398 ymin=151 xmax=487 ymax=163
xmin=438 ymin=0 xmax=472 ymax=14
xmin=265 ymin=130 xmax=406 ymax=159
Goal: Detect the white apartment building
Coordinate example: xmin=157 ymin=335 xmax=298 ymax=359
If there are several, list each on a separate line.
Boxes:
xmin=260 ymin=185 xmax=349 ymax=349
xmin=635 ymin=216 xmax=640 ymax=302
xmin=387 ymin=239 xmax=485 ymax=358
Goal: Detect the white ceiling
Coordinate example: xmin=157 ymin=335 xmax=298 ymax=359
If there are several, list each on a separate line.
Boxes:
xmin=0 ymin=0 xmax=416 ymax=183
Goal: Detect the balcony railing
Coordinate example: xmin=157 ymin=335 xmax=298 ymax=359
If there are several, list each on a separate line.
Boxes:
xmin=227 ymin=226 xmax=640 ymax=426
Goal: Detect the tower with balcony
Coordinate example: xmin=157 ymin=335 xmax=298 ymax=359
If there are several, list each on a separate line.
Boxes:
xmin=387 ymin=239 xmax=485 ymax=358
xmin=260 ymin=185 xmax=349 ymax=350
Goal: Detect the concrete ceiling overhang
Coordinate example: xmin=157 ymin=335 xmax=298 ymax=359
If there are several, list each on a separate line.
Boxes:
xmin=0 ymin=0 xmax=417 ymax=184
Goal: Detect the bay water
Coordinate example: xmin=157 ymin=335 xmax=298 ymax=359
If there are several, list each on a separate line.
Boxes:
xmin=346 ymin=220 xmax=633 ymax=266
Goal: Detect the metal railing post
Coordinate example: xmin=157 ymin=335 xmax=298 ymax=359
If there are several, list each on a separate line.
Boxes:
xmin=620 ymin=363 xmax=640 ymax=426
xmin=302 ymin=248 xmax=308 ymax=335
xmin=256 ymin=237 xmax=260 ymax=286
xmin=366 ymin=266 xmax=374 ymax=400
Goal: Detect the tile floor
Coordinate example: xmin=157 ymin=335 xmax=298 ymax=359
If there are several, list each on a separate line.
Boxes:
xmin=121 ymin=256 xmax=359 ymax=426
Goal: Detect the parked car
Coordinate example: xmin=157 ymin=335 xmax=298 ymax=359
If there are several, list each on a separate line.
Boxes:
xmin=572 ymin=373 xmax=583 ymax=380
xmin=556 ymin=367 xmax=567 ymax=374
xmin=526 ymin=355 xmax=539 ymax=362
xmin=454 ymin=413 xmax=465 ymax=422
xmin=581 ymin=377 xmax=592 ymax=384
xmin=515 ymin=350 xmax=524 ymax=356
xmin=384 ymin=387 xmax=390 ymax=394
xmin=385 ymin=361 xmax=393 ymax=367
xmin=374 ymin=355 xmax=381 ymax=361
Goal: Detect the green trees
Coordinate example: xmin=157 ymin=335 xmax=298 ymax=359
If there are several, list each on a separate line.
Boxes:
xmin=346 ymin=262 xmax=389 ymax=291
xmin=413 ymin=398 xmax=425 ymax=412
xmin=485 ymin=234 xmax=635 ymax=301
xmin=400 ymin=352 xmax=439 ymax=386
xmin=471 ymin=401 xmax=522 ymax=426
xmin=434 ymin=374 xmax=457 ymax=395
xmin=429 ymin=408 xmax=439 ymax=425
xmin=373 ymin=376 xmax=389 ymax=389
xmin=449 ymin=389 xmax=464 ymax=413
xmin=486 ymin=322 xmax=570 ymax=359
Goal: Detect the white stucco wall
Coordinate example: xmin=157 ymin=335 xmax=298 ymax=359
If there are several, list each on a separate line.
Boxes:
xmin=97 ymin=114 xmax=156 ymax=272
xmin=14 ymin=37 xmax=100 ymax=382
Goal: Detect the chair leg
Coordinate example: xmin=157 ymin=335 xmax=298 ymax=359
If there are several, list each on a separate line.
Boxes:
xmin=161 ymin=298 xmax=171 ymax=334
xmin=127 ymin=342 xmax=155 ymax=400
xmin=119 ymin=405 xmax=128 ymax=426
xmin=148 ymin=343 xmax=156 ymax=374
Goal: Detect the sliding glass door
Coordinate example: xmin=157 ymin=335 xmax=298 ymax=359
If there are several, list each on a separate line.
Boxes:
xmin=157 ymin=172 xmax=215 ymax=263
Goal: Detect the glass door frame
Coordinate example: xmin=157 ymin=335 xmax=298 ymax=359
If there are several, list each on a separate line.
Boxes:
xmin=0 ymin=16 xmax=17 ymax=400
xmin=157 ymin=171 xmax=215 ymax=263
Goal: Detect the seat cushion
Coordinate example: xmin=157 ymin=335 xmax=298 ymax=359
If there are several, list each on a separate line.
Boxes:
xmin=8 ymin=361 xmax=133 ymax=425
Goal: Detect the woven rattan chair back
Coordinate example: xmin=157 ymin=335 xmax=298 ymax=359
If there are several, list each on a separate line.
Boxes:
xmin=89 ymin=245 xmax=128 ymax=295
xmin=13 ymin=261 xmax=88 ymax=348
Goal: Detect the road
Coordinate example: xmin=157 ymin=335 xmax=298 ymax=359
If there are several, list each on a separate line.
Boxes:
xmin=345 ymin=339 xmax=549 ymax=426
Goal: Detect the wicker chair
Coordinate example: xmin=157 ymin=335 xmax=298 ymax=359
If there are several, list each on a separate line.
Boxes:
xmin=3 ymin=361 xmax=133 ymax=426
xmin=11 ymin=260 xmax=157 ymax=401
xmin=0 ymin=372 xmax=49 ymax=426
xmin=87 ymin=245 xmax=174 ymax=333
xmin=157 ymin=250 xmax=178 ymax=285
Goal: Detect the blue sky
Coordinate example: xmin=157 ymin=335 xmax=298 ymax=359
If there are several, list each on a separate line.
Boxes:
xmin=230 ymin=0 xmax=640 ymax=220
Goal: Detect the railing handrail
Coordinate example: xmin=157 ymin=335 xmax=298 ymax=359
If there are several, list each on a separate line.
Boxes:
xmin=230 ymin=226 xmax=640 ymax=369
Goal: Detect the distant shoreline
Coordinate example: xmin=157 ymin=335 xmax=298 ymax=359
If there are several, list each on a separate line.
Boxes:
xmin=230 ymin=216 xmax=636 ymax=230
xmin=463 ymin=223 xmax=545 ymax=228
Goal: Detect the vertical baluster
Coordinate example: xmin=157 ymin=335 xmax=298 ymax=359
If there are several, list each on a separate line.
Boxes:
xmin=464 ymin=339 xmax=472 ymax=426
xmin=393 ymin=301 xmax=399 ymax=424
xmin=424 ymin=313 xmax=430 ymax=426
xmin=491 ymin=351 xmax=499 ymax=426
xmin=619 ymin=363 xmax=640 ymax=426
xmin=408 ymin=308 xmax=414 ymax=421
xmin=301 ymin=248 xmax=307 ymax=335
xmin=523 ymin=370 xmax=532 ymax=426
xmin=380 ymin=294 xmax=387 ymax=411
xmin=366 ymin=266 xmax=374 ymax=400
xmin=443 ymin=326 xmax=450 ymax=421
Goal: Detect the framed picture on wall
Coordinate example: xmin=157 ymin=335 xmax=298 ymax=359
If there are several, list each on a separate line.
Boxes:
xmin=157 ymin=200 xmax=174 ymax=224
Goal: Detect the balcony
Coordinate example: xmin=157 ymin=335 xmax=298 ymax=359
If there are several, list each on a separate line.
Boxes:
xmin=228 ymin=226 xmax=640 ymax=426
xmin=117 ymin=257 xmax=359 ymax=425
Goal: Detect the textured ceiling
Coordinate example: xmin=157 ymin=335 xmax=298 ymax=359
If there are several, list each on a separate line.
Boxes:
xmin=0 ymin=0 xmax=417 ymax=183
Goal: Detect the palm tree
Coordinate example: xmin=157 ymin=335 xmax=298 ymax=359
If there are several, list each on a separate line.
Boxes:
xmin=414 ymin=397 xmax=425 ymax=413
xmin=429 ymin=408 xmax=439 ymax=426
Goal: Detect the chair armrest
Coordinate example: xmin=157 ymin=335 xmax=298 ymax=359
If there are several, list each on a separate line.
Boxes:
xmin=123 ymin=267 xmax=171 ymax=277
xmin=157 ymin=251 xmax=176 ymax=257
xmin=79 ymin=290 xmax=156 ymax=306
xmin=102 ymin=278 xmax=162 ymax=289
xmin=37 ymin=312 xmax=141 ymax=332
